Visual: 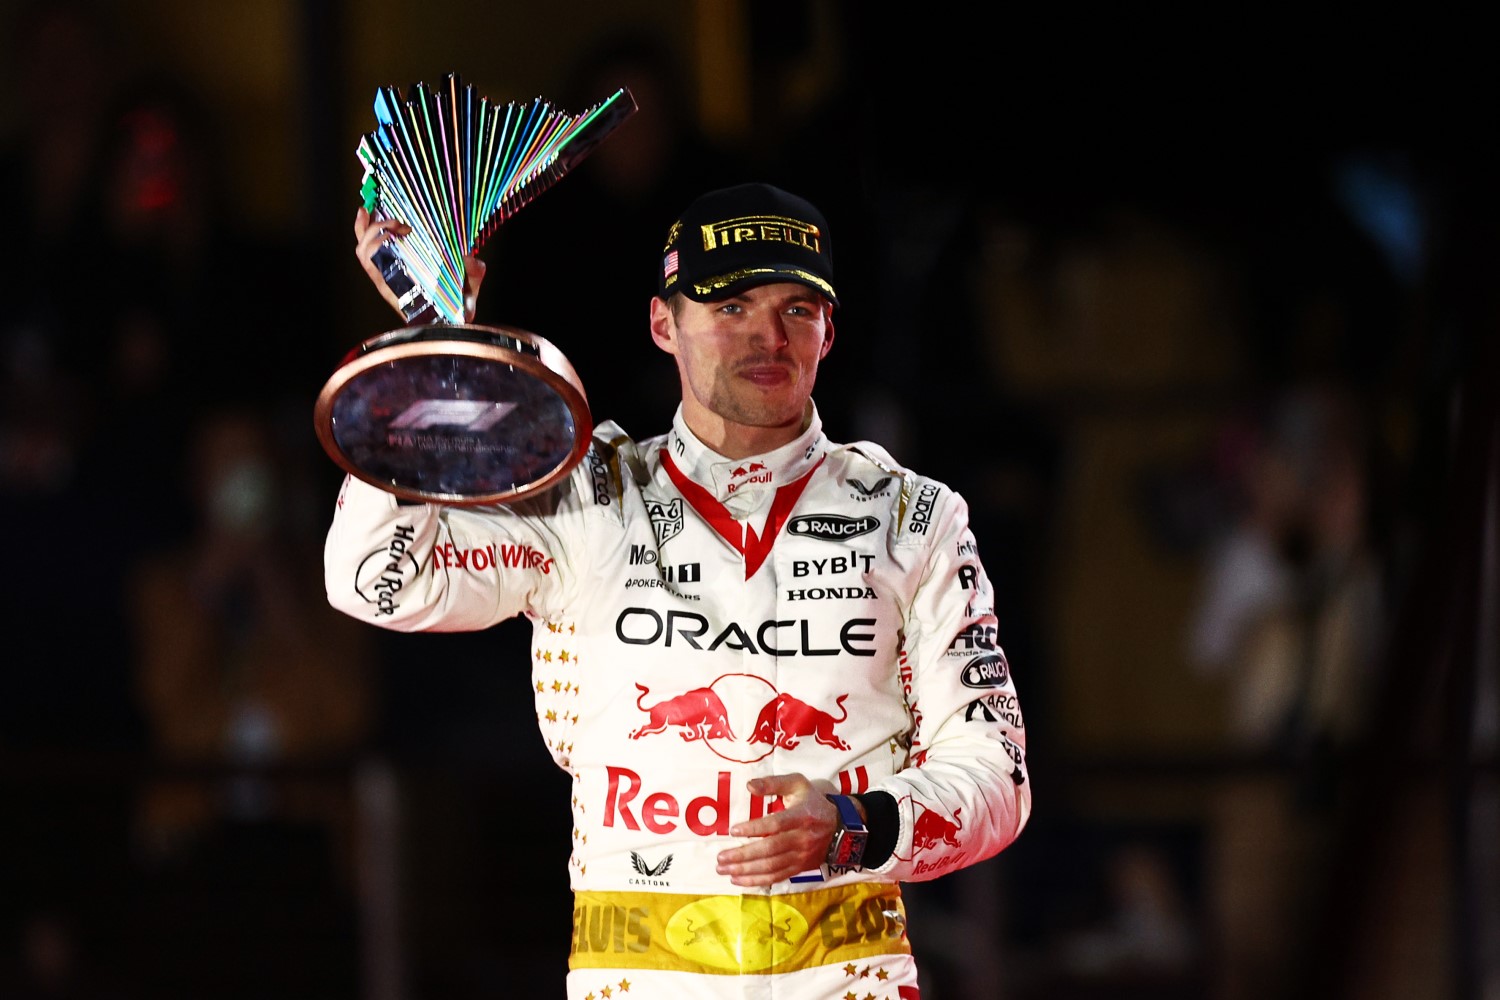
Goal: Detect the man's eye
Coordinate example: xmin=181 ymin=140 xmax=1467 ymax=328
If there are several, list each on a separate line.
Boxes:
xmin=717 ymin=303 xmax=742 ymax=315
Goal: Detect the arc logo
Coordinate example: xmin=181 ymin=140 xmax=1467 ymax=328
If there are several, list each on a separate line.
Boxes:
xmin=389 ymin=399 xmax=517 ymax=431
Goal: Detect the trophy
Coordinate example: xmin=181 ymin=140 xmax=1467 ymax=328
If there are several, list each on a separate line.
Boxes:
xmin=314 ymin=74 xmax=636 ymax=505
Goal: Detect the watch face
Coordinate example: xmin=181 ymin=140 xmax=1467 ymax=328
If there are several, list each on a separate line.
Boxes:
xmin=829 ymin=828 xmax=869 ymax=869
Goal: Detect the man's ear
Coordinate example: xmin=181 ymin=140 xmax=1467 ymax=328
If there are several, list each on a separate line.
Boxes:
xmin=649 ymin=296 xmax=678 ymax=356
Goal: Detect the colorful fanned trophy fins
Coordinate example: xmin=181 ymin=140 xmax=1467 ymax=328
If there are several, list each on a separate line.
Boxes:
xmin=358 ymin=74 xmax=637 ymax=323
xmin=314 ymin=75 xmax=637 ymax=506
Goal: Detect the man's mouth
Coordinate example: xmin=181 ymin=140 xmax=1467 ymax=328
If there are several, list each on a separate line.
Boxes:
xmin=738 ymin=364 xmax=792 ymax=386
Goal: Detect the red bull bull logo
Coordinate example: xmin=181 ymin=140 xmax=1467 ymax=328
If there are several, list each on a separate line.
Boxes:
xmin=911 ymin=804 xmax=963 ymax=852
xmin=749 ymin=693 xmax=851 ymax=750
xmin=627 ymin=674 xmax=850 ymax=762
xmin=725 ymin=461 xmax=771 ymax=494
xmin=630 ymin=683 xmax=734 ymax=742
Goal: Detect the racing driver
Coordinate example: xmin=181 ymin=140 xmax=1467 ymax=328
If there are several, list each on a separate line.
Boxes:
xmin=329 ymin=182 xmax=1032 ymax=999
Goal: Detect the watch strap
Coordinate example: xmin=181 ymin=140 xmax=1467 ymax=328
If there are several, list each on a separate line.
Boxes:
xmin=825 ymin=793 xmax=869 ymax=873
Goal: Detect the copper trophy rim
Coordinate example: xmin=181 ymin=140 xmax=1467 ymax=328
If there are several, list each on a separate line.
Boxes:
xmin=314 ymin=322 xmax=593 ymax=506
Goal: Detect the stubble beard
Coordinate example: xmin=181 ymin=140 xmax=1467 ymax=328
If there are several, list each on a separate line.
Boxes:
xmin=704 ymin=370 xmax=809 ymax=429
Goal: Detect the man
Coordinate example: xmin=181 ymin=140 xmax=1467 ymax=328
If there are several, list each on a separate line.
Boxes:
xmin=331 ymin=182 xmax=1031 ymax=999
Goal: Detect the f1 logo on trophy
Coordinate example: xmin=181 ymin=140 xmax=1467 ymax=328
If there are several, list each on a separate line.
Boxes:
xmin=315 ymin=74 xmax=636 ymax=504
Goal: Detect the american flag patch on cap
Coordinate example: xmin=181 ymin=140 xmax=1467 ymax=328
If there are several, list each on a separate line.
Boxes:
xmin=663 ymin=249 xmax=679 ymax=280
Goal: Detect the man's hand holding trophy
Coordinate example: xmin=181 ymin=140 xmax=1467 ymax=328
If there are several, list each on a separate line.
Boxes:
xmin=315 ymin=74 xmax=636 ymax=505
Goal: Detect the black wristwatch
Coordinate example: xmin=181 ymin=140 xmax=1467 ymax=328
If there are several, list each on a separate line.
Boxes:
xmin=825 ymin=794 xmax=869 ymax=873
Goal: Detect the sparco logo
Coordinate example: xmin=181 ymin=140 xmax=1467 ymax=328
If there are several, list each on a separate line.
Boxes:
xmin=907 ymin=482 xmax=940 ymax=535
xmin=787 ymin=514 xmax=879 ymax=541
xmin=587 ymin=446 xmax=612 ymax=506
xmin=961 ymin=652 xmax=1010 ymax=688
xmin=355 ymin=525 xmax=419 ymax=617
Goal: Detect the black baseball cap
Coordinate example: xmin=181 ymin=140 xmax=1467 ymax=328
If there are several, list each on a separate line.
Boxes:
xmin=658 ymin=182 xmax=838 ymax=306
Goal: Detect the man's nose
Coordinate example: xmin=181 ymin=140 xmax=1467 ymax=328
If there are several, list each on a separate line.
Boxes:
xmin=746 ymin=311 xmax=790 ymax=349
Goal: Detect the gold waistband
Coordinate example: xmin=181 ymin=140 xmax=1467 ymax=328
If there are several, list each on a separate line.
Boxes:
xmin=570 ymin=883 xmax=910 ymax=976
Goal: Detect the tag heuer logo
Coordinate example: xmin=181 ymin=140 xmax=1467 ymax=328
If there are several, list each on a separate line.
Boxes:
xmin=646 ymin=497 xmax=683 ymax=545
xmin=788 ymin=514 xmax=880 ymax=541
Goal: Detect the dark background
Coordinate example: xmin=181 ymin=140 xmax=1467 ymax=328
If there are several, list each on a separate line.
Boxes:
xmin=1 ymin=2 xmax=1495 ymax=998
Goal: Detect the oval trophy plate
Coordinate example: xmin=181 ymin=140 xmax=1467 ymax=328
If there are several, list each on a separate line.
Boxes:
xmin=314 ymin=324 xmax=591 ymax=505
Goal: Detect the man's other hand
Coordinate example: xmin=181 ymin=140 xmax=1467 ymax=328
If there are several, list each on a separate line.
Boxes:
xmin=716 ymin=774 xmax=841 ymax=886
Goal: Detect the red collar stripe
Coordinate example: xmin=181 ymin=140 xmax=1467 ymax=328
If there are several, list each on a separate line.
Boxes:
xmin=661 ymin=451 xmax=824 ymax=579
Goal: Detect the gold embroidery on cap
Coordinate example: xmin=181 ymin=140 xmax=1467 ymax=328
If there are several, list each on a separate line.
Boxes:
xmin=700 ymin=214 xmax=822 ymax=253
xmin=662 ymin=219 xmax=682 ymax=252
xmin=692 ymin=266 xmax=836 ymax=301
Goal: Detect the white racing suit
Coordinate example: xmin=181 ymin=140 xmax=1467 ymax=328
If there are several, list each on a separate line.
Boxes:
xmin=324 ymin=404 xmax=1031 ymax=1000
